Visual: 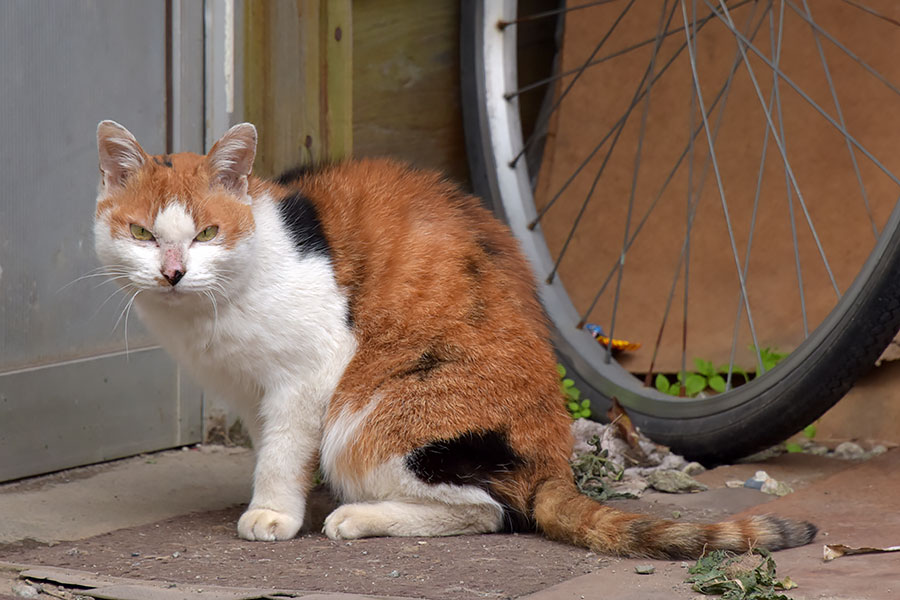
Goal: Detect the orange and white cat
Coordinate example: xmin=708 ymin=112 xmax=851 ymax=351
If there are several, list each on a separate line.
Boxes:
xmin=93 ymin=121 xmax=816 ymax=558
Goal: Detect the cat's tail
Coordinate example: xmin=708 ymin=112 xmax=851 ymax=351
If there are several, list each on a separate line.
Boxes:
xmin=531 ymin=475 xmax=816 ymax=559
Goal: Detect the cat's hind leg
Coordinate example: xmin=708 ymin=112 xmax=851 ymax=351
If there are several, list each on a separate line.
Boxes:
xmin=323 ymin=499 xmax=503 ymax=539
xmin=321 ymin=431 xmax=512 ymax=540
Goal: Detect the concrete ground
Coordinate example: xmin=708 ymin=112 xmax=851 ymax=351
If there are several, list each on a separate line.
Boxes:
xmin=0 ymin=445 xmax=898 ymax=600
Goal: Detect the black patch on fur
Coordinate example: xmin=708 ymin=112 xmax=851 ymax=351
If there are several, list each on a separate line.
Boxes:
xmin=393 ymin=350 xmax=445 ymax=380
xmin=152 ymin=155 xmax=174 ymax=168
xmin=277 ymin=192 xmax=331 ymax=258
xmin=406 ymin=430 xmax=524 ymax=488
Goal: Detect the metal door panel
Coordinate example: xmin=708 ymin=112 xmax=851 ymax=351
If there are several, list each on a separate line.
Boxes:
xmin=0 ymin=348 xmax=202 ymax=482
xmin=0 ymin=1 xmax=205 ymax=480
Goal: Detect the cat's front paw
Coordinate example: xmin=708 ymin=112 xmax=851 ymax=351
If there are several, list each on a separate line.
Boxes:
xmin=237 ymin=508 xmax=302 ymax=541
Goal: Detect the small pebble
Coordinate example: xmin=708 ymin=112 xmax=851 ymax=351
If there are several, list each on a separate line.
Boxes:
xmin=131 ymin=551 xmax=140 ymax=557
xmin=172 ymin=551 xmax=181 ymax=558
xmin=743 ymin=477 xmax=764 ymax=490
xmin=12 ymin=583 xmax=39 ymax=598
xmin=833 ymin=441 xmax=866 ymax=460
xmin=760 ymin=478 xmax=793 ymax=496
xmin=869 ymin=444 xmax=887 ymax=457
xmin=634 ymin=564 xmax=655 ymax=575
xmin=387 ymin=569 xmax=401 ymax=578
xmin=647 ymin=470 xmax=708 ymax=493
xmin=682 ymin=461 xmax=706 ymax=476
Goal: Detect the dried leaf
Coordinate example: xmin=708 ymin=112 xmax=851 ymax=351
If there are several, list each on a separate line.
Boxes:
xmin=607 ymin=397 xmax=650 ymax=465
xmin=823 ymin=543 xmax=900 ymax=561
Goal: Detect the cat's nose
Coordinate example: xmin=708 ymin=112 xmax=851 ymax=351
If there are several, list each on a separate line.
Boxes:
xmin=162 ymin=269 xmax=185 ymax=286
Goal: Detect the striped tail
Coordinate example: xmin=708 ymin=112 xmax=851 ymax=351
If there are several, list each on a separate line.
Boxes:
xmin=532 ymin=476 xmax=817 ymax=559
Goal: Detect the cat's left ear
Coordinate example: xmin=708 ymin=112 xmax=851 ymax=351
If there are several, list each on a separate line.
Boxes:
xmin=207 ymin=123 xmax=257 ymax=201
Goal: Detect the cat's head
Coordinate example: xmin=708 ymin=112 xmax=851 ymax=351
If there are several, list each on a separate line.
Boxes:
xmin=94 ymin=120 xmax=258 ymax=301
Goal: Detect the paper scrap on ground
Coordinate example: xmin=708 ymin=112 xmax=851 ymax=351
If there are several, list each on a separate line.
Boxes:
xmin=823 ymin=544 xmax=900 ymax=561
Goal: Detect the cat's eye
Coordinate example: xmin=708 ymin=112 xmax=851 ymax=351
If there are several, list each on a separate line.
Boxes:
xmin=195 ymin=226 xmax=219 ymax=242
xmin=130 ymin=224 xmax=154 ymax=241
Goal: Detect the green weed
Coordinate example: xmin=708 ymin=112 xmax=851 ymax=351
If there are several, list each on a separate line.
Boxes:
xmin=685 ymin=548 xmax=797 ymax=599
xmin=654 ymin=347 xmax=786 ymax=398
xmin=571 ymin=435 xmax=635 ymax=502
xmin=558 ymin=364 xmax=591 ymax=419
xmin=785 ymin=422 xmax=819 ymax=453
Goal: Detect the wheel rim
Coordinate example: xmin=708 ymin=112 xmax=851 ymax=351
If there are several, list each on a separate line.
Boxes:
xmin=475 ymin=0 xmax=900 ymax=420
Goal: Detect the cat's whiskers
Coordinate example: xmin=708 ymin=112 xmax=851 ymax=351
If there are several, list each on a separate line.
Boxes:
xmin=121 ymin=289 xmax=143 ymax=358
xmin=92 ymin=283 xmax=137 ymax=322
xmin=203 ymin=289 xmax=219 ymax=348
xmin=208 ymin=281 xmax=231 ymax=302
xmin=93 ymin=274 xmax=132 ymax=289
xmin=58 ymin=265 xmax=131 ymax=293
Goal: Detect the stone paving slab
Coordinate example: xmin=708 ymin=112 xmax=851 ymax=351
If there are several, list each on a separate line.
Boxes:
xmin=1 ymin=446 xmax=897 ymax=599
xmin=0 ymin=563 xmax=418 ymax=600
xmin=0 ymin=446 xmax=253 ymax=544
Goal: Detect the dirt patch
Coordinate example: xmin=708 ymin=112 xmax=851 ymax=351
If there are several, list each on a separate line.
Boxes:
xmin=0 ymin=505 xmax=618 ymax=600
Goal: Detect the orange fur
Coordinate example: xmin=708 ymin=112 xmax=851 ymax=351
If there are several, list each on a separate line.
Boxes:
xmin=273 ymin=159 xmax=815 ymax=558
xmin=98 ymin=153 xmax=254 ymax=249
xmin=98 ymin=136 xmax=815 ymax=556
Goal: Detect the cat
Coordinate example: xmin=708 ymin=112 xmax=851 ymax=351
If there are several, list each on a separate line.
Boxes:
xmin=93 ymin=120 xmax=816 ymax=558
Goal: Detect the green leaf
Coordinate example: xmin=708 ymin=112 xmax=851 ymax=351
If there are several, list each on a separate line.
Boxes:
xmin=563 ymin=378 xmax=575 ymax=388
xmin=566 ymin=387 xmax=581 ymax=401
xmin=803 ymin=423 xmax=817 ymax=439
xmin=556 ymin=364 xmax=566 ymax=377
xmin=581 ymin=399 xmax=590 ymax=408
xmin=654 ymin=374 xmax=670 ymax=394
xmin=708 ymin=375 xmax=726 ymax=393
xmin=567 ymin=401 xmax=579 ymax=412
xmin=694 ymin=358 xmax=715 ymax=377
xmin=785 ymin=442 xmax=804 ymax=453
xmin=685 ymin=373 xmax=707 ymax=397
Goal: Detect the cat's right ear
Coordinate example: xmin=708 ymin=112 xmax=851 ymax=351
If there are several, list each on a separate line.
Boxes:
xmin=97 ymin=120 xmax=147 ymax=194
xmin=206 ymin=123 xmax=258 ymax=203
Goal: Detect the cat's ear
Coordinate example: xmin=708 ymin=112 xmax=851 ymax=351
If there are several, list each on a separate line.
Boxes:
xmin=97 ymin=120 xmax=148 ymax=193
xmin=206 ymin=123 xmax=257 ymax=201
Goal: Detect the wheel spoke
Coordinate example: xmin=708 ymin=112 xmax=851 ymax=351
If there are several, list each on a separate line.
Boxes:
xmin=708 ymin=0 xmax=844 ymax=301
xmin=802 ymin=0 xmax=878 ymax=238
xmin=530 ymin=0 xmax=734 ymax=229
xmin=580 ymin=0 xmax=772 ymax=330
xmin=839 ymin=0 xmax=900 ymax=28
xmin=511 ymin=0 xmax=637 ymax=167
xmin=498 ymin=0 xmax=622 ymax=30
xmin=772 ymin=0 xmax=810 ymax=339
xmin=546 ymin=0 xmax=679 ymax=285
xmin=607 ymin=0 xmax=672 ymax=365
xmin=726 ymin=2 xmax=780 ymax=388
xmin=508 ymin=0 xmax=755 ymax=100
xmin=705 ymin=0 xmax=900 ymax=189
xmin=682 ymin=0 xmax=765 ymax=373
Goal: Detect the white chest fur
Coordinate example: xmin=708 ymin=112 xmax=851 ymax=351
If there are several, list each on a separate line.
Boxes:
xmin=133 ymin=196 xmax=357 ymax=418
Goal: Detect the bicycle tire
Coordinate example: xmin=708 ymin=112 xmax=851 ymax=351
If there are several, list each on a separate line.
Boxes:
xmin=460 ymin=0 xmax=900 ymax=464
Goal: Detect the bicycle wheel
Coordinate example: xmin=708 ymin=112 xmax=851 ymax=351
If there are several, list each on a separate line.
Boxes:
xmin=461 ymin=0 xmax=900 ymax=464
